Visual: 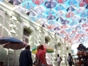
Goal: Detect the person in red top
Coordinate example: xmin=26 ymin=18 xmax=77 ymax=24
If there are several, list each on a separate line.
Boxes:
xmin=36 ymin=44 xmax=48 ymax=66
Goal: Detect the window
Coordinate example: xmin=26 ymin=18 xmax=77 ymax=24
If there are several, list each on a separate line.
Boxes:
xmin=57 ymin=42 xmax=61 ymax=47
xmin=66 ymin=47 xmax=69 ymax=50
xmin=23 ymin=29 xmax=32 ymax=43
xmin=45 ymin=36 xmax=50 ymax=44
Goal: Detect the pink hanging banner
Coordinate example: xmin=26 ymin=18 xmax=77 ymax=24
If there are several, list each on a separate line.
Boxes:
xmin=82 ymin=23 xmax=88 ymax=27
xmin=32 ymin=0 xmax=44 ymax=5
xmin=83 ymin=0 xmax=88 ymax=4
xmin=74 ymin=34 xmax=81 ymax=40
xmin=68 ymin=40 xmax=72 ymax=44
xmin=80 ymin=34 xmax=86 ymax=37
xmin=66 ymin=12 xmax=74 ymax=18
xmin=79 ymin=1 xmax=85 ymax=7
xmin=56 ymin=0 xmax=66 ymax=3
xmin=85 ymin=28 xmax=88 ymax=32
xmin=60 ymin=30 xmax=67 ymax=34
xmin=60 ymin=25 xmax=68 ymax=29
xmin=57 ymin=0 xmax=63 ymax=3
xmin=64 ymin=36 xmax=69 ymax=41
xmin=47 ymin=24 xmax=54 ymax=30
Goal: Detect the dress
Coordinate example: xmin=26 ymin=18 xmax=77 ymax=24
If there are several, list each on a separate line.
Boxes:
xmin=36 ymin=49 xmax=46 ymax=66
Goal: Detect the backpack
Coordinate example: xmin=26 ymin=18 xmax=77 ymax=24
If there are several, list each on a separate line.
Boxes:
xmin=67 ymin=56 xmax=73 ymax=62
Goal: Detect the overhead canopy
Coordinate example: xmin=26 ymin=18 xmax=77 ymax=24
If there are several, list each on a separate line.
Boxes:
xmin=1 ymin=0 xmax=88 ymax=44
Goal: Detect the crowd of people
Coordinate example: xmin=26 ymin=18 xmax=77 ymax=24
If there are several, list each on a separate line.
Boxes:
xmin=19 ymin=45 xmax=49 ymax=66
xmin=76 ymin=44 xmax=88 ymax=66
xmin=19 ymin=44 xmax=63 ymax=66
xmin=18 ymin=44 xmax=74 ymax=66
xmin=19 ymin=44 xmax=88 ymax=66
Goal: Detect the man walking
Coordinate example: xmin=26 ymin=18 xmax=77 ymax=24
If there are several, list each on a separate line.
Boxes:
xmin=19 ymin=45 xmax=33 ymax=66
xmin=67 ymin=53 xmax=73 ymax=66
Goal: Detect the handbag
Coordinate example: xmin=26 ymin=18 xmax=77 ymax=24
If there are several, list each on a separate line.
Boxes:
xmin=35 ymin=55 xmax=42 ymax=66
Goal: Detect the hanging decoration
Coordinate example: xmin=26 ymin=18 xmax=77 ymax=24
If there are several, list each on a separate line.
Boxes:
xmin=32 ymin=0 xmax=44 ymax=5
xmin=45 ymin=0 xmax=56 ymax=9
xmin=56 ymin=0 xmax=67 ymax=3
xmin=4 ymin=0 xmax=88 ymax=44
xmin=83 ymin=0 xmax=88 ymax=4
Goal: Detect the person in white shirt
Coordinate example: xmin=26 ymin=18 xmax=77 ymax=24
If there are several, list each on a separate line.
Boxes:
xmin=57 ymin=54 xmax=62 ymax=66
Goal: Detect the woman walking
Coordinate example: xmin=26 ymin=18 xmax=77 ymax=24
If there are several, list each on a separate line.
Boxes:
xmin=35 ymin=45 xmax=48 ymax=66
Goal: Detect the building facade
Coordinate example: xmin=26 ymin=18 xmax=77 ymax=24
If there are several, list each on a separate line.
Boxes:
xmin=0 ymin=1 xmax=71 ymax=66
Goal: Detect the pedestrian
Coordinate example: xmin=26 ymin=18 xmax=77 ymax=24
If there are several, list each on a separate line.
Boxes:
xmin=56 ymin=54 xmax=62 ymax=66
xmin=77 ymin=44 xmax=86 ymax=51
xmin=67 ymin=53 xmax=73 ymax=66
xmin=19 ymin=45 xmax=33 ymax=66
xmin=35 ymin=44 xmax=48 ymax=66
